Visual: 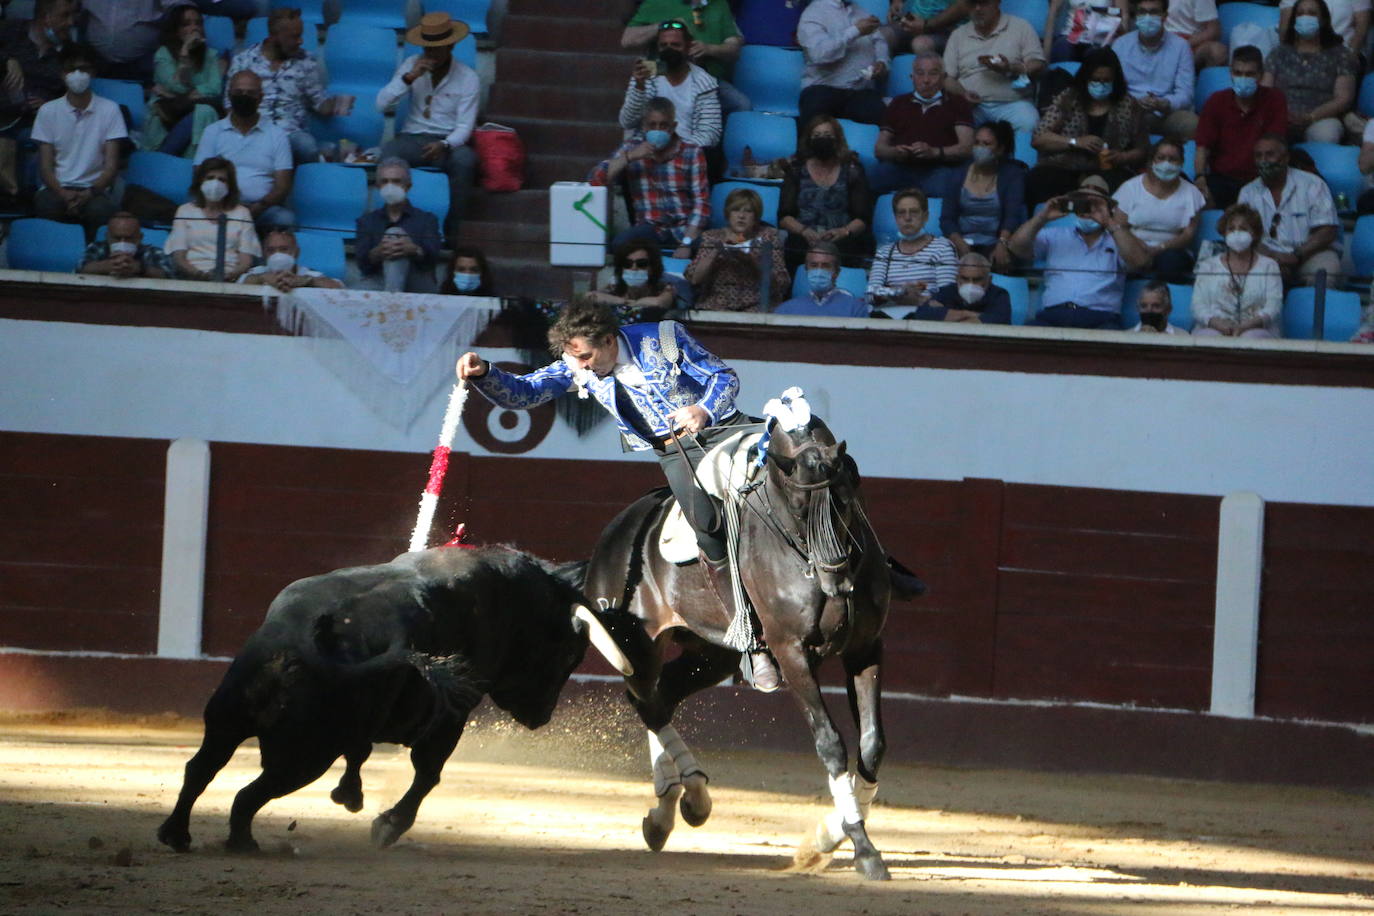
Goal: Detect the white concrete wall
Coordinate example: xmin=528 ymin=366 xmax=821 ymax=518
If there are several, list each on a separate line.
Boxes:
xmin=4 ymin=317 xmax=1374 ymax=506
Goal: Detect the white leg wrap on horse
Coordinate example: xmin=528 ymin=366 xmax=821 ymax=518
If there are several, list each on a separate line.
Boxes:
xmin=647 ymin=729 xmax=679 ymax=798
xmin=652 ymin=725 xmax=702 ymax=786
xmin=855 ymin=776 xmax=878 ymax=822
xmin=829 ymin=771 xmax=863 ymax=825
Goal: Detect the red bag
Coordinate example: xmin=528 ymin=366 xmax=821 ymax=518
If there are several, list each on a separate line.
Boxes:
xmin=473 ymin=122 xmax=525 ymax=192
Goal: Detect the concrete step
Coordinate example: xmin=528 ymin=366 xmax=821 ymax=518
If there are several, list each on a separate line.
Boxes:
xmin=507 ymin=0 xmax=639 ymax=20
xmin=487 ymin=82 xmax=626 ymax=123
xmin=495 ymin=48 xmax=637 ymax=89
xmin=498 ymin=116 xmax=623 ymax=160
xmin=465 ymin=188 xmax=549 ymax=223
xmin=487 ymin=256 xmax=587 ymax=300
xmin=502 ymin=14 xmax=627 ymax=51
xmin=456 ymin=218 xmax=548 ymax=259
xmin=525 ymin=152 xmax=601 ymax=187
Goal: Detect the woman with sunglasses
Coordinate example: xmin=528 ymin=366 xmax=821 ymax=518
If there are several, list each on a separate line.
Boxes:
xmin=587 ymin=242 xmax=676 ymax=319
xmin=1190 ymin=203 xmax=1282 ymax=338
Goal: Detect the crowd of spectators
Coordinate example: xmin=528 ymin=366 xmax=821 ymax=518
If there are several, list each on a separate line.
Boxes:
xmin=585 ymin=0 xmax=1374 ymax=337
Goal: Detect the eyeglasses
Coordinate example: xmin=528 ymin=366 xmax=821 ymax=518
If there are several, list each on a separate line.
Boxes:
xmin=625 ymin=258 xmax=652 ymax=268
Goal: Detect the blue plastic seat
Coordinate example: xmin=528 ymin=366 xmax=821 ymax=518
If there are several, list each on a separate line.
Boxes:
xmin=1120 ymin=279 xmax=1195 ymax=330
xmin=5 ymin=218 xmax=85 ymax=272
xmin=310 ymin=101 xmax=387 ymax=150
xmin=661 ymin=256 xmax=690 ymax=275
xmin=323 ymin=23 xmax=400 ymax=89
xmin=1217 ymin=2 xmax=1280 ymax=39
xmin=1048 ymin=61 xmax=1080 ymax=76
xmin=1002 ymin=0 xmax=1051 ymax=38
xmin=1359 ymin=72 xmax=1374 ymax=118
xmin=723 ymin=111 xmax=796 ymax=173
xmin=336 ymin=0 xmax=411 ymax=29
xmin=1282 ymin=286 xmax=1364 ymax=340
xmin=1295 ymin=142 xmax=1363 ymax=209
xmin=126 ymin=150 xmax=194 ymax=206
xmin=852 ymin=0 xmax=888 ymax=18
xmin=1194 ymin=66 xmax=1230 ymax=111
xmin=424 ymin=0 xmax=493 ymax=35
xmin=293 ymin=228 xmax=346 ymax=281
xmin=290 ymin=162 xmax=370 ymax=234
xmin=734 ymin=46 xmax=804 ymax=117
xmin=271 ymin=0 xmax=333 ymax=23
xmin=735 ymin=0 xmax=803 ymax=47
xmin=991 ymin=273 xmax=1030 ymax=325
xmin=708 ymin=180 xmax=781 ymax=228
xmin=1351 ymin=215 xmax=1374 ymax=278
xmin=1013 ymin=129 xmax=1037 ymax=168
xmin=204 ymin=15 xmax=239 ymax=53
xmin=404 ymin=167 xmax=450 ymax=227
xmin=790 ymin=263 xmax=868 ymax=299
xmin=837 ymin=118 xmax=881 ymax=176
xmin=872 ymin=192 xmax=943 ymax=244
xmin=888 ymin=54 xmax=916 ymax=98
xmin=1193 ymin=207 xmax=1224 ymax=253
xmin=91 ymin=78 xmax=146 ymax=130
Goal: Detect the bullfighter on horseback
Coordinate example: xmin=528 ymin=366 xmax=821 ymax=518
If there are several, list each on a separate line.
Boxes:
xmin=455 ymin=298 xmax=785 ymax=690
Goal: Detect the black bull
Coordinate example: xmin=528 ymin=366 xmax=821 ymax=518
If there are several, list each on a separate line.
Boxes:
xmin=158 ymin=545 xmax=631 ymax=853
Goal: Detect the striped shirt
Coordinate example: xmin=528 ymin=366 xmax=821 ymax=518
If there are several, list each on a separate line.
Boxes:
xmin=867 ymin=237 xmax=958 ymax=301
xmin=619 ymin=64 xmax=722 ymax=149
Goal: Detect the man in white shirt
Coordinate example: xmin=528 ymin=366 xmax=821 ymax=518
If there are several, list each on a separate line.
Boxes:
xmin=196 ymin=69 xmax=296 ymax=231
xmin=1165 ymin=0 xmax=1226 ymax=68
xmin=31 ymin=42 xmax=125 ymax=239
xmin=376 ymin=12 xmax=478 ymax=241
xmin=1239 ymin=133 xmax=1341 ymax=287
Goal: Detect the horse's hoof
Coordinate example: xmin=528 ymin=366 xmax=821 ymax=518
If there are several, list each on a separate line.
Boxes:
xmin=370 ymin=812 xmax=405 ymax=849
xmin=224 ymin=835 xmax=260 ymax=855
xmin=854 ymin=851 xmax=891 ymax=881
xmin=330 ymin=785 xmax=364 ymax=813
xmin=679 ymin=775 xmax=711 ymax=828
xmin=641 ymin=813 xmax=669 ymax=852
xmin=156 ymin=821 xmax=191 ymax=853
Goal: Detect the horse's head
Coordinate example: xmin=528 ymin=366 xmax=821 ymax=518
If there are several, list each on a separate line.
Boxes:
xmin=764 ymin=416 xmax=860 ymax=597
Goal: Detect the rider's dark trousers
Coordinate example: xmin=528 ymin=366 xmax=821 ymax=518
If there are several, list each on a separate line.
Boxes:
xmin=653 ymin=412 xmax=756 ymax=563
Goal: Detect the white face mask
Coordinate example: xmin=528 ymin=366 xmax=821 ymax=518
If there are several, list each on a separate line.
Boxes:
xmin=266 ymin=251 xmax=296 ymax=273
xmin=1225 ymin=229 xmax=1254 ymax=252
xmin=958 ymin=282 xmax=986 ymax=304
xmin=109 ymin=241 xmax=138 ymax=256
xmin=378 ymin=182 xmax=407 ymax=206
xmin=200 ymin=178 xmax=228 ymax=202
xmin=64 ymin=69 xmax=91 ymax=94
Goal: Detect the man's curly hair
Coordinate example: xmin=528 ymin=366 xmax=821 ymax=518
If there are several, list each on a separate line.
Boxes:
xmin=547 ymin=296 xmax=619 ymax=355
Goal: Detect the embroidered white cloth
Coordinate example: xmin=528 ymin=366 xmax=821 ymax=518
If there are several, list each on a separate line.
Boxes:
xmin=269 ymin=287 xmax=501 ymax=431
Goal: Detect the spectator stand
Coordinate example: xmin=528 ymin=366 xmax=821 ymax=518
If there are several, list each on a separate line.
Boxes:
xmin=709 ymin=181 xmax=782 ymax=227
xmin=126 ymin=151 xmax=195 ymax=213
xmin=291 ymin=162 xmax=370 ymax=236
xmin=91 ymin=79 xmax=147 ymax=133
xmin=872 ymin=192 xmax=944 ymax=244
xmin=789 ymin=263 xmax=869 ymax=300
xmin=735 ymin=0 xmax=802 ymax=48
xmin=722 ymin=112 xmax=796 ymax=182
xmin=1283 ymin=286 xmax=1364 ymax=341
xmin=1296 ymin=143 xmax=1363 ymax=213
xmin=3 ymin=219 xmax=86 ymax=272
xmin=733 ymin=46 xmax=804 ymax=118
xmin=1003 ymin=0 xmax=1051 ymax=38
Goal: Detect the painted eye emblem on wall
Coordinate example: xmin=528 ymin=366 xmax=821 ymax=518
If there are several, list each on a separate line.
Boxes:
xmin=461 ymin=361 xmax=556 ymax=455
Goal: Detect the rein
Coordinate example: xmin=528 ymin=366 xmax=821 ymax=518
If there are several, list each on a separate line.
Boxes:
xmin=739 ymin=445 xmax=860 ymax=576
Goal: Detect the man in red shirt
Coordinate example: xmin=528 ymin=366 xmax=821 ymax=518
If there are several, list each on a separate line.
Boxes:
xmin=1194 ymin=45 xmax=1288 ymax=210
xmin=874 ymin=51 xmax=974 ymax=193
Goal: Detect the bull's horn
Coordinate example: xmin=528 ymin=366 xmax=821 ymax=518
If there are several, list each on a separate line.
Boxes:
xmin=574 ymin=605 xmax=634 ymax=677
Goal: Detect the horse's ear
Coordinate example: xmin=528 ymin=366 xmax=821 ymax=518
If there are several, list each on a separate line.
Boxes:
xmin=769 ymin=452 xmax=796 ymax=475
xmin=836 ymin=440 xmax=847 ymax=460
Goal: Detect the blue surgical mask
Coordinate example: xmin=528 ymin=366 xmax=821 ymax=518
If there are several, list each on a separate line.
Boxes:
xmin=1010 ymin=73 xmax=1031 ymax=90
xmin=898 ymin=228 xmax=924 ymax=241
xmin=622 ymin=268 xmax=649 ymax=286
xmin=452 ymin=272 xmax=481 ymax=292
xmin=645 ymin=129 xmax=672 ymax=150
xmin=1135 ymin=14 xmax=1162 ymax=37
xmin=1076 ymin=215 xmax=1101 ymax=233
xmin=1151 ymin=161 xmax=1181 ymax=181
xmin=806 ymin=268 xmax=834 ymax=293
xmin=913 ymin=89 xmax=942 ymax=105
xmin=971 ymin=146 xmax=996 ymax=164
xmin=1087 ymin=81 xmax=1112 ymax=100
xmin=1232 ymin=75 xmax=1258 ymax=98
xmin=1294 ymin=14 xmax=1320 ymax=36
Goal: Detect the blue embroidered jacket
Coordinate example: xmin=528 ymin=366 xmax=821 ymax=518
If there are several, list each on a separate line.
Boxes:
xmin=471 ymin=321 xmax=740 ymax=451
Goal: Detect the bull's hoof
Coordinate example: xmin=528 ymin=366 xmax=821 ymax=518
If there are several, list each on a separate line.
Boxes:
xmin=224 ymin=834 xmax=260 ymax=855
xmin=641 ymin=813 xmax=670 ymax=852
xmin=679 ymin=774 xmax=711 ymax=828
xmin=156 ymin=820 xmax=191 ymax=853
xmin=330 ymin=784 xmax=364 ymax=813
xmin=854 ymin=850 xmax=891 ymax=881
xmin=371 ymin=811 xmax=407 ymax=849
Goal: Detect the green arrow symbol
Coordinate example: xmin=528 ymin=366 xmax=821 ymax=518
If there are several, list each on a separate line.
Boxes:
xmin=573 ymin=192 xmax=606 ymax=232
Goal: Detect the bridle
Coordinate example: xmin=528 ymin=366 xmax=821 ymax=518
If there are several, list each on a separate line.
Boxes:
xmin=742 ymin=442 xmax=862 ymax=578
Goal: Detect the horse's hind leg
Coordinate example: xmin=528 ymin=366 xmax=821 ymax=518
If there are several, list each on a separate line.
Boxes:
xmin=158 ymin=687 xmax=252 ymax=853
xmin=330 ymin=743 xmax=371 ymax=813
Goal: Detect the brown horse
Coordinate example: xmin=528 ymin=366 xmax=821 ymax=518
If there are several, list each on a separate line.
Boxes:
xmin=584 ymin=411 xmax=893 ymax=879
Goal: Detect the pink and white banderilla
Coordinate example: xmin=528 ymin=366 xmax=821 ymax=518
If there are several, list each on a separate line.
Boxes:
xmin=409 ymin=381 xmax=471 ymax=552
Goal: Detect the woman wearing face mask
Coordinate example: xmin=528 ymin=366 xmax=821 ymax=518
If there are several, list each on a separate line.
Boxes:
xmin=1263 ymin=0 xmax=1357 ymax=145
xmin=1028 ymin=48 xmax=1148 ymax=207
xmin=867 ymin=187 xmax=958 ymax=313
xmin=1190 ymin=204 xmax=1283 ymax=338
xmin=586 ymin=242 xmax=675 ymax=318
xmin=166 ymin=156 xmax=260 ymax=281
xmin=440 ymin=245 xmax=496 ymax=297
xmin=777 ymin=115 xmax=874 ymax=272
xmin=1109 ymin=137 xmax=1205 ymax=283
xmin=686 ymin=186 xmax=790 ymax=311
xmin=939 ymin=119 xmax=1026 ymax=273
xmin=141 ymin=5 xmax=225 ymax=158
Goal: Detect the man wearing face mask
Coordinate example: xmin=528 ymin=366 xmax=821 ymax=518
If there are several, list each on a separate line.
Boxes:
xmin=0 ymin=0 xmax=79 ymax=127
xmin=195 ymin=69 xmax=295 ymax=232
xmin=1008 ymin=175 xmax=1152 ymax=329
xmin=1111 ymin=0 xmax=1198 ymax=140
xmin=909 ymin=250 xmax=1012 ymax=322
xmin=77 ymin=211 xmax=172 ymax=279
xmin=355 ymin=158 xmax=443 ymax=294
xmin=1238 ymin=133 xmax=1341 ymax=287
xmin=1129 ymin=281 xmax=1184 ymax=333
xmin=874 ymin=52 xmax=974 ymax=194
xmin=590 ymin=96 xmax=709 ymax=260
xmin=773 ymin=242 xmax=871 ymax=317
xmin=1194 ymin=45 xmax=1288 ymax=209
xmin=620 ymin=21 xmax=721 ymax=153
xmin=31 ymin=43 xmax=126 ymax=240
xmin=238 ymin=228 xmax=344 ymax=292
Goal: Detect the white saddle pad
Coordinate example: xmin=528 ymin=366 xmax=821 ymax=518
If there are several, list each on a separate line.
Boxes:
xmin=659 ymin=430 xmax=763 ymax=564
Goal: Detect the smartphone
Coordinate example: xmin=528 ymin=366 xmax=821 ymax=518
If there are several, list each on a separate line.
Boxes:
xmin=640 ymin=58 xmax=658 ymax=79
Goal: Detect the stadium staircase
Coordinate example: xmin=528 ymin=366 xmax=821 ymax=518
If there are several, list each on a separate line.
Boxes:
xmin=460 ymin=0 xmax=638 ymax=299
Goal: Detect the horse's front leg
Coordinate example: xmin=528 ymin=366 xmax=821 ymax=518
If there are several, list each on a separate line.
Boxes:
xmin=844 ymin=639 xmax=884 ymax=830
xmin=773 ymin=641 xmax=890 ymax=881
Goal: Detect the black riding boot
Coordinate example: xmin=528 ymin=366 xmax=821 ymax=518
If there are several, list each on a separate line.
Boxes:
xmin=701 ymin=553 xmax=782 ymax=693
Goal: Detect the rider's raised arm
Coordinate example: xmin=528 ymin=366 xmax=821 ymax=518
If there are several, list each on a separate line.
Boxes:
xmin=468 ymin=358 xmax=578 ymax=410
xmin=671 ymin=322 xmax=740 ymax=424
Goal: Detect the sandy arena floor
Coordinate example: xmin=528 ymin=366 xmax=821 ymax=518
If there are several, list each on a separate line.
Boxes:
xmin=0 ymin=707 xmax=1370 ymax=916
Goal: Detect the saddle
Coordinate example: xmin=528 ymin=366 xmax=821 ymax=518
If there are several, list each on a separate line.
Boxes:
xmin=658 ymin=429 xmax=764 ymax=565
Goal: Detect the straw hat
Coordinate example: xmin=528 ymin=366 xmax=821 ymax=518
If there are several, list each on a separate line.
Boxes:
xmin=406 ymin=12 xmax=469 ymax=47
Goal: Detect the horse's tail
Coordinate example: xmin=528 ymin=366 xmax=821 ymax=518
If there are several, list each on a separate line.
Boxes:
xmin=584 ymin=487 xmax=672 ymax=613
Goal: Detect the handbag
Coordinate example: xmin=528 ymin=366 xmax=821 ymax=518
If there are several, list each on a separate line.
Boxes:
xmin=472 ymin=121 xmax=525 ymax=193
